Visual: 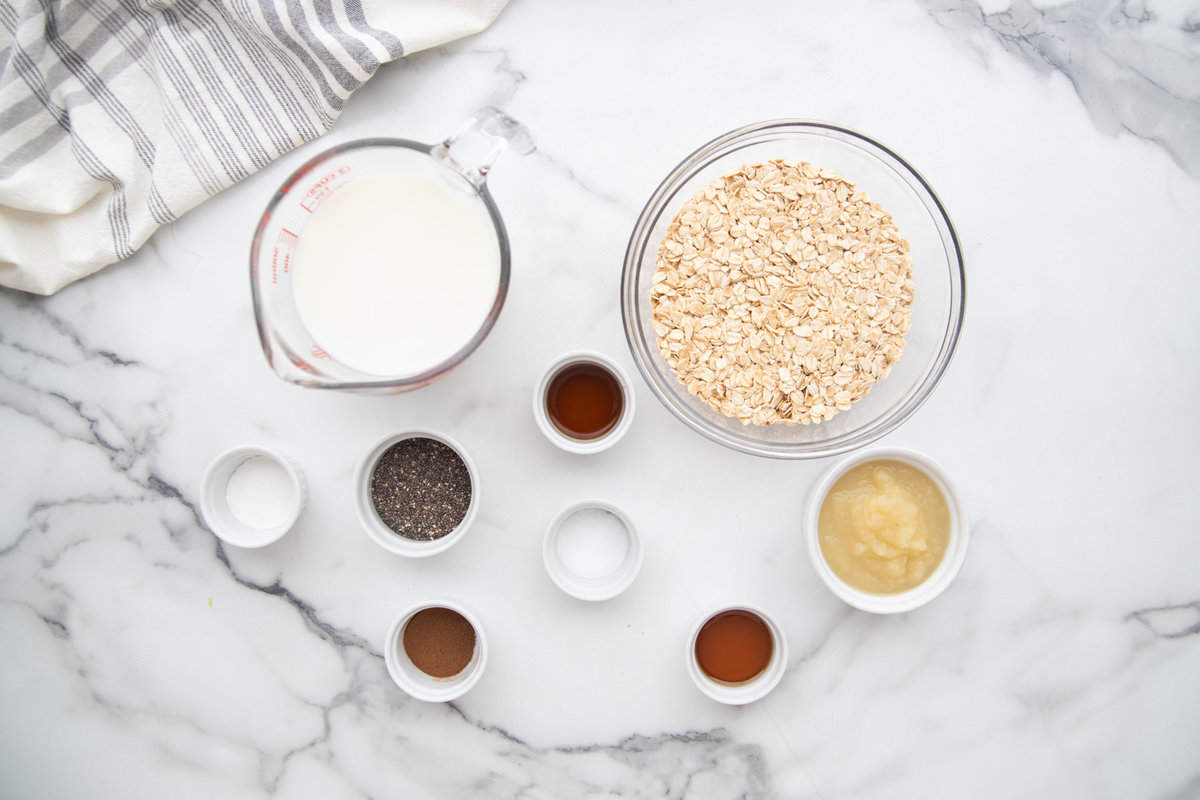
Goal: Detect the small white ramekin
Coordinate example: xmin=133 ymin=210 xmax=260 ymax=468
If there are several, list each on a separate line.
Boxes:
xmin=686 ymin=604 xmax=788 ymax=705
xmin=201 ymin=445 xmax=305 ymax=548
xmin=805 ymin=447 xmax=969 ymax=614
xmin=543 ymin=500 xmax=643 ymax=601
xmin=384 ymin=600 xmax=487 ymax=702
xmin=532 ymin=351 xmax=635 ymax=454
xmin=355 ymin=430 xmax=479 ymax=558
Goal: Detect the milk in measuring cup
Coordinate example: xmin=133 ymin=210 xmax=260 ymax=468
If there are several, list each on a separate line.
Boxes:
xmin=292 ymin=172 xmax=499 ymax=377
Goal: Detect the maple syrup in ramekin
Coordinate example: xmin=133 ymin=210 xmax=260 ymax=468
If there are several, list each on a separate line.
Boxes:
xmin=694 ymin=609 xmax=774 ymax=683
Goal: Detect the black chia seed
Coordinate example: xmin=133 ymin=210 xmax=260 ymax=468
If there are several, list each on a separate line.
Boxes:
xmin=369 ymin=437 xmax=472 ymax=540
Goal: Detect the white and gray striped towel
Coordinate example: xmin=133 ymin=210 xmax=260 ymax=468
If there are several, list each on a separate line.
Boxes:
xmin=0 ymin=0 xmax=508 ymax=295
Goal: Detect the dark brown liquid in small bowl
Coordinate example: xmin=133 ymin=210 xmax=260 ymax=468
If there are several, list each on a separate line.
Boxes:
xmin=695 ymin=609 xmax=774 ymax=684
xmin=545 ymin=362 xmax=624 ymax=440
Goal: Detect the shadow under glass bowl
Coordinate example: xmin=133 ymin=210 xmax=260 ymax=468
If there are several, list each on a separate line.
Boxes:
xmin=620 ymin=120 xmax=966 ymax=460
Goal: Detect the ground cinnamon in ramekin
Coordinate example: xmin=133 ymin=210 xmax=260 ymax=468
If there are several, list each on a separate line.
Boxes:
xmin=402 ymin=607 xmax=476 ymax=678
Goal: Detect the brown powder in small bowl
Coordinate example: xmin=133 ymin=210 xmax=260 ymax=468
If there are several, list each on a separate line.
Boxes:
xmin=402 ymin=607 xmax=476 ymax=678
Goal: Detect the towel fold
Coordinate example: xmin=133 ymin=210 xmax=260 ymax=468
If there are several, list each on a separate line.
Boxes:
xmin=0 ymin=0 xmax=509 ymax=295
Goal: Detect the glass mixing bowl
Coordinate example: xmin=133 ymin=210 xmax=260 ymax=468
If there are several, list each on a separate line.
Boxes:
xmin=621 ymin=120 xmax=965 ymax=459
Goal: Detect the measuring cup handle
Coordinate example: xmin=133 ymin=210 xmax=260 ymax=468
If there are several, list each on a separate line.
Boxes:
xmin=432 ymin=107 xmax=535 ymax=188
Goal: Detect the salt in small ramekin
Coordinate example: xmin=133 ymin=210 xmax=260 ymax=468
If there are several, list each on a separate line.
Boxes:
xmin=355 ymin=430 xmax=479 ymax=558
xmin=543 ymin=500 xmax=643 ymax=601
xmin=805 ymin=446 xmax=969 ymax=614
xmin=200 ymin=445 xmax=305 ymax=548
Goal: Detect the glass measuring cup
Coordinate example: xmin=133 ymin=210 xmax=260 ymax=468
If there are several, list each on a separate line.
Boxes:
xmin=249 ymin=108 xmax=534 ymax=392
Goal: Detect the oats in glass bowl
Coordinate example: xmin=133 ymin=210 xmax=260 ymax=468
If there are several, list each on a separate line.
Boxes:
xmin=651 ymin=159 xmax=914 ymax=426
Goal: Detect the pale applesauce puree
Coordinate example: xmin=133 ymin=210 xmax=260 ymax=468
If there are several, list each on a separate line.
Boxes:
xmin=818 ymin=460 xmax=950 ymax=594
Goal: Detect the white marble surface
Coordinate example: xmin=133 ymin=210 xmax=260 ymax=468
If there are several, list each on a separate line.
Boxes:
xmin=3 ymin=0 xmax=1199 ymax=797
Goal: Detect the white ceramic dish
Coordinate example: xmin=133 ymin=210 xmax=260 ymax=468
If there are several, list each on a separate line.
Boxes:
xmin=686 ymin=604 xmax=788 ymax=705
xmin=805 ymin=446 xmax=969 ymax=614
xmin=355 ymin=430 xmax=479 ymax=557
xmin=200 ymin=445 xmax=305 ymax=548
xmin=384 ymin=600 xmax=487 ymax=702
xmin=543 ymin=500 xmax=643 ymax=601
xmin=533 ymin=351 xmax=635 ymax=454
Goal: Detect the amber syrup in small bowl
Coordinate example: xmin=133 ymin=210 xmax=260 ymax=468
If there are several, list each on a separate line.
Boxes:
xmin=686 ymin=604 xmax=788 ymax=705
xmin=694 ymin=610 xmax=773 ymax=684
xmin=546 ymin=363 xmax=623 ymax=440
xmin=534 ymin=352 xmax=635 ymax=454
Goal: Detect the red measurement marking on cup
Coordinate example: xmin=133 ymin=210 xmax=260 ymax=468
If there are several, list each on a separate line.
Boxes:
xmin=272 ymin=229 xmax=300 ymax=285
xmin=299 ymin=166 xmax=351 ymax=213
xmin=311 ymin=345 xmax=329 ymax=359
xmin=291 ymin=356 xmax=316 ymax=374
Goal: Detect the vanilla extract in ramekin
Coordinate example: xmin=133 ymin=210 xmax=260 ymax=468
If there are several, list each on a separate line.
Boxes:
xmin=533 ymin=351 xmax=635 ymax=454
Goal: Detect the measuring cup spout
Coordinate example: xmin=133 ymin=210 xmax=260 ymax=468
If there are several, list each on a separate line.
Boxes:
xmin=432 ymin=107 xmax=535 ymax=188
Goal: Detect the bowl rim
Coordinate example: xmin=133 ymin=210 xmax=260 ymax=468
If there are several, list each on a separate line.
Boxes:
xmin=620 ymin=118 xmax=966 ymax=459
xmin=804 ymin=446 xmax=970 ymax=613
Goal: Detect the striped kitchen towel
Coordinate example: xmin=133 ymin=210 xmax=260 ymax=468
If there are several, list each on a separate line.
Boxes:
xmin=0 ymin=0 xmax=509 ymax=295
